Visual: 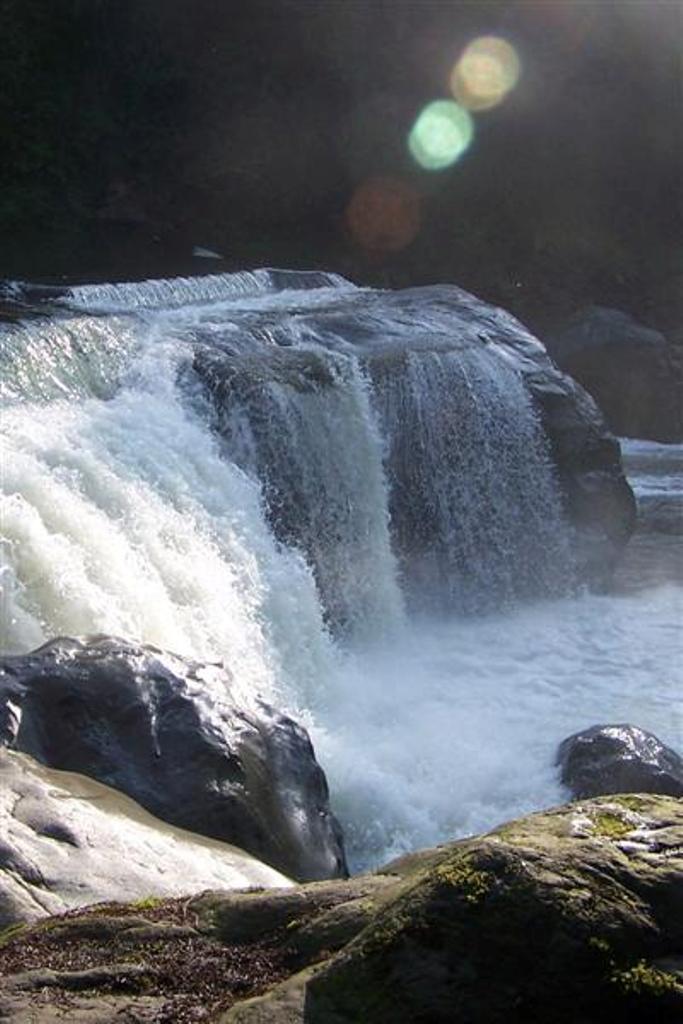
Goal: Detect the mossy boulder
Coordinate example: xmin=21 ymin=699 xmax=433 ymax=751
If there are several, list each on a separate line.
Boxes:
xmin=304 ymin=794 xmax=683 ymax=1023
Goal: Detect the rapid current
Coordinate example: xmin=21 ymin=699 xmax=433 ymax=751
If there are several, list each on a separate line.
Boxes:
xmin=1 ymin=271 xmax=680 ymax=870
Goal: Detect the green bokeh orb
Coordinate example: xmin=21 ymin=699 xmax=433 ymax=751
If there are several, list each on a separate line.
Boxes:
xmin=408 ymin=100 xmax=474 ymax=171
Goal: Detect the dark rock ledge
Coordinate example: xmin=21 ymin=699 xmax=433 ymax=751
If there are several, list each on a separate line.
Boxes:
xmin=1 ymin=794 xmax=681 ymax=1023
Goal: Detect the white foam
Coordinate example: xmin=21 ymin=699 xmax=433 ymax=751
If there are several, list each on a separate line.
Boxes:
xmin=310 ymin=586 xmax=683 ymax=870
xmin=0 ymin=328 xmax=333 ymax=713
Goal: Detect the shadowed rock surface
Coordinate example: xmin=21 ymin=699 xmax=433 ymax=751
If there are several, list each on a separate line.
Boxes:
xmin=521 ymin=363 xmax=635 ymax=589
xmin=0 ymin=636 xmax=347 ymax=882
xmin=0 ymin=748 xmax=290 ymax=932
xmin=1 ymin=795 xmax=681 ymax=1023
xmin=546 ymin=307 xmax=683 ymax=443
xmin=557 ymin=724 xmax=683 ymax=799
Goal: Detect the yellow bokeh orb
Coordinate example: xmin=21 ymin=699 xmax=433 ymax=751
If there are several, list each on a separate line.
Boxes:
xmin=451 ymin=36 xmax=521 ymax=111
xmin=408 ymin=100 xmax=474 ymax=171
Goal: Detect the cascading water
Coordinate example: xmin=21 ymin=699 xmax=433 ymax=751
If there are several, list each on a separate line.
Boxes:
xmin=196 ymin=345 xmax=403 ymax=638
xmin=370 ymin=345 xmax=571 ymax=612
xmin=0 ymin=315 xmax=139 ymax=403
xmin=60 ymin=267 xmax=354 ymax=313
xmin=1 ymin=270 xmax=680 ymax=871
xmin=0 ymin=317 xmax=333 ymax=708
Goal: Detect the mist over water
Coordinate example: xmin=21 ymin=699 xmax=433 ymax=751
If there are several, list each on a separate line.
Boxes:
xmin=1 ymin=272 xmax=680 ymax=871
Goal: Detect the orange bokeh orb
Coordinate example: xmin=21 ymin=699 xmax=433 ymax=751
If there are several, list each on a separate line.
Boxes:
xmin=345 ymin=177 xmax=421 ymax=253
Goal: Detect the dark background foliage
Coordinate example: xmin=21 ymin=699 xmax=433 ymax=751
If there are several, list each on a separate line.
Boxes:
xmin=1 ymin=0 xmax=680 ymax=332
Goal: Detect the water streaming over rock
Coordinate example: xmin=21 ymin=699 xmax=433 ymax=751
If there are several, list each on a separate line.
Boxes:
xmin=370 ymin=345 xmax=569 ymax=612
xmin=3 ymin=270 xmax=676 ymax=870
xmin=196 ymin=345 xmax=403 ymax=637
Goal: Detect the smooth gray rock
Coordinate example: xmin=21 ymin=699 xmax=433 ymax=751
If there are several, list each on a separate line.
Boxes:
xmin=557 ymin=724 xmax=683 ymax=799
xmin=0 ymin=993 xmax=168 ymax=1023
xmin=0 ymin=636 xmax=347 ymax=882
xmin=0 ymin=748 xmax=290 ymax=930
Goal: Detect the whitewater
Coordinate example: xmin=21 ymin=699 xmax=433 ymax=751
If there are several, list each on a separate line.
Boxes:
xmin=1 ymin=271 xmax=680 ymax=871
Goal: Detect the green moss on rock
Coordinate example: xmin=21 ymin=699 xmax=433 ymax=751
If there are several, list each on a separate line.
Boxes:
xmin=0 ymin=923 xmax=26 ymax=948
xmin=433 ymin=856 xmax=492 ymax=903
xmin=305 ymin=795 xmax=683 ymax=1023
xmin=591 ymin=810 xmax=634 ymax=839
xmin=611 ymin=795 xmax=648 ymax=812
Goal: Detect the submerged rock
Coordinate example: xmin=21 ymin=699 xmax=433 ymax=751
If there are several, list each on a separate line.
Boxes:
xmin=1 ymin=795 xmax=681 ymax=1023
xmin=557 ymin=724 xmax=683 ymax=799
xmin=0 ymin=748 xmax=290 ymax=931
xmin=0 ymin=636 xmax=347 ymax=882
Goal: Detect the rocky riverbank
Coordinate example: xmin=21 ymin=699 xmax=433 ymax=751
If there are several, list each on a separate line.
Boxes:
xmin=1 ymin=793 xmax=681 ymax=1023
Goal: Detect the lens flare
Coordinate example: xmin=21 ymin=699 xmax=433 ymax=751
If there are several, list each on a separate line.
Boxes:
xmin=345 ymin=177 xmax=421 ymax=253
xmin=408 ymin=100 xmax=474 ymax=171
xmin=450 ymin=36 xmax=521 ymax=111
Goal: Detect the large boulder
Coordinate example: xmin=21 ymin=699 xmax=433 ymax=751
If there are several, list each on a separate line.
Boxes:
xmin=0 ymin=748 xmax=290 ymax=931
xmin=546 ymin=306 xmax=683 ymax=442
xmin=301 ymin=794 xmax=683 ymax=1023
xmin=191 ymin=279 xmax=637 ymax=595
xmin=557 ymin=724 xmax=683 ymax=799
xmin=0 ymin=636 xmax=347 ymax=882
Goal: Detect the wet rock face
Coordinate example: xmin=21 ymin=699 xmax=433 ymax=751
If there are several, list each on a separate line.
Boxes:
xmin=0 ymin=636 xmax=347 ymax=882
xmin=192 ymin=281 xmax=637 ymax=596
xmin=546 ymin=307 xmax=683 ymax=443
xmin=557 ymin=724 xmax=683 ymax=799
xmin=522 ymin=365 xmax=636 ymax=590
xmin=0 ymin=748 xmax=290 ymax=931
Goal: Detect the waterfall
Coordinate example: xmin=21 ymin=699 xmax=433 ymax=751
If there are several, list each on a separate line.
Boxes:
xmin=1 ymin=270 xmax=574 ymax=650
xmin=0 ymin=321 xmax=334 ymax=712
xmin=1 ymin=315 xmax=139 ymax=403
xmin=195 ymin=345 xmax=404 ymax=639
xmin=2 ymin=269 xmax=622 ymax=869
xmin=60 ymin=268 xmax=355 ymax=313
